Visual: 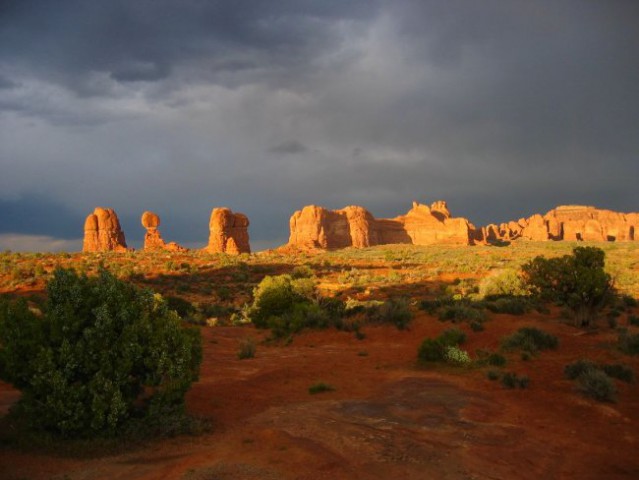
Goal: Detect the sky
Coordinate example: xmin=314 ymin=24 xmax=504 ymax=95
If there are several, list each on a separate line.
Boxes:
xmin=1 ymin=0 xmax=638 ymax=252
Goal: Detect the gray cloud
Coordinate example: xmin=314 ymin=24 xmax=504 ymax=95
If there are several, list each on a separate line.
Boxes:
xmin=0 ymin=74 xmax=18 ymax=89
xmin=0 ymin=1 xmax=638 ymax=250
xmin=268 ymin=140 xmax=308 ymax=155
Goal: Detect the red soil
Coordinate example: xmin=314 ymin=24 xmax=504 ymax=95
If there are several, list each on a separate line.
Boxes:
xmin=1 ymin=310 xmax=639 ymax=479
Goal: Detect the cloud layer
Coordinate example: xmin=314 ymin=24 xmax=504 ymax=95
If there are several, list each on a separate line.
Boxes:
xmin=1 ymin=1 xmax=638 ymax=249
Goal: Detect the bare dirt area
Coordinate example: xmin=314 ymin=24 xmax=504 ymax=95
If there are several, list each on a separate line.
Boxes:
xmin=2 ymin=310 xmax=639 ymax=480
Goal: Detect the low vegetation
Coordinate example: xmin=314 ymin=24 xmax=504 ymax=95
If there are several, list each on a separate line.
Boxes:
xmin=308 ymin=382 xmax=335 ymax=394
xmin=563 ymin=359 xmax=634 ymax=402
xmin=242 ymin=274 xmax=413 ymax=338
xmin=417 ymin=328 xmax=468 ymax=363
xmin=500 ymin=372 xmax=530 ymax=389
xmin=617 ymin=329 xmax=639 ymax=355
xmin=237 ymin=337 xmax=256 ymax=359
xmin=501 ymin=327 xmax=559 ymax=354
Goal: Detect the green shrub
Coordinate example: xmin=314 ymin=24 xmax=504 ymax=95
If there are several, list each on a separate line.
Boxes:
xmin=478 ymin=269 xmax=529 ymax=298
xmin=444 ymin=346 xmax=471 ymax=365
xmin=0 ymin=268 xmax=202 ymax=438
xmin=576 ymin=368 xmax=617 ymax=402
xmin=237 ymin=337 xmax=256 ymax=360
xmin=419 ymin=298 xmax=452 ymax=315
xmin=318 ymin=297 xmax=346 ymax=320
xmin=245 ymin=274 xmax=349 ymax=338
xmin=291 ymin=265 xmax=314 ymax=279
xmin=417 ymin=338 xmax=446 ymax=362
xmin=308 ymin=382 xmax=334 ymax=394
xmin=628 ymin=315 xmax=639 ymax=326
xmin=501 ymin=327 xmax=559 ymax=354
xmin=501 ymin=372 xmax=529 ymax=389
xmin=438 ymin=327 xmax=467 ymax=346
xmin=484 ymin=297 xmax=530 ymax=315
xmin=601 ymin=364 xmax=635 ymax=383
xmin=367 ymin=297 xmax=413 ymax=330
xmin=247 ymin=275 xmax=312 ymax=328
xmin=487 ymin=353 xmax=507 ymax=367
xmin=438 ymin=303 xmax=486 ymax=323
xmin=522 ymin=247 xmax=614 ymax=327
xmin=470 ymin=320 xmax=484 ymax=332
xmin=618 ymin=330 xmax=639 ymax=355
xmin=165 ymin=296 xmax=196 ymax=318
xmin=564 ymin=359 xmax=598 ymax=380
xmin=417 ymin=328 xmax=466 ymax=363
xmin=486 ymin=370 xmax=500 ymax=381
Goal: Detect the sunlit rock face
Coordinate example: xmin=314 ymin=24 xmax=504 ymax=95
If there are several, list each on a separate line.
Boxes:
xmin=83 ymin=207 xmax=128 ymax=252
xmin=478 ymin=205 xmax=638 ymax=243
xmin=206 ymin=208 xmax=251 ymax=255
xmin=287 ymin=200 xmax=473 ymax=250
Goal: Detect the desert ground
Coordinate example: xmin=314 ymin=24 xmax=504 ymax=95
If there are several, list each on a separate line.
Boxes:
xmin=1 ymin=242 xmax=639 ymax=479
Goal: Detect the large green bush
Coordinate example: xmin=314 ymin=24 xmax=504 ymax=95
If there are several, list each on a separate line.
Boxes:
xmin=0 ymin=268 xmax=202 ymax=437
xmin=247 ymin=274 xmax=314 ymax=329
xmin=522 ymin=246 xmax=614 ymax=326
xmin=246 ymin=274 xmax=345 ymax=337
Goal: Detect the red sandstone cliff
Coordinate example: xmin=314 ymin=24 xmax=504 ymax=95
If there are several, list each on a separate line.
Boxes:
xmin=478 ymin=205 xmax=638 ymax=244
xmin=287 ymin=201 xmax=473 ymax=250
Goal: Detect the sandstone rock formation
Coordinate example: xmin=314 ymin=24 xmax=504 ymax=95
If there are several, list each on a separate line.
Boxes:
xmin=206 ymin=208 xmax=250 ymax=254
xmin=141 ymin=211 xmax=187 ymax=252
xmin=478 ymin=205 xmax=638 ymax=244
xmin=83 ymin=207 xmax=128 ymax=252
xmin=288 ymin=201 xmax=473 ymax=250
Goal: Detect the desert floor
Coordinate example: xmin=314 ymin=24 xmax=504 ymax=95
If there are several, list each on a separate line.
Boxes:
xmin=1 ymin=243 xmax=638 ymax=479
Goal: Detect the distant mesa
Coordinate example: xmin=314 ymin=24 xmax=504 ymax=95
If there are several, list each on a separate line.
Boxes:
xmin=83 ymin=207 xmax=128 ymax=252
xmin=287 ymin=200 xmax=473 ymax=250
xmin=206 ymin=207 xmax=251 ymax=255
xmin=479 ymin=205 xmax=638 ymax=244
xmin=141 ymin=211 xmax=187 ymax=252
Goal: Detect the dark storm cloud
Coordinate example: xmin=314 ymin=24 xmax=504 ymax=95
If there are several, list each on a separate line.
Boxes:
xmin=0 ymin=1 xmax=638 ymax=250
xmin=0 ymin=196 xmax=80 ymax=239
xmin=268 ymin=140 xmax=308 ymax=155
xmin=0 ymin=0 xmax=380 ymax=94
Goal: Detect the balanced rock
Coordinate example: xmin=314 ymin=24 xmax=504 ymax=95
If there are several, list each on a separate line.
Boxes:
xmin=206 ymin=208 xmax=250 ymax=254
xmin=141 ymin=211 xmax=187 ymax=252
xmin=287 ymin=200 xmax=473 ymax=250
xmin=82 ymin=207 xmax=128 ymax=252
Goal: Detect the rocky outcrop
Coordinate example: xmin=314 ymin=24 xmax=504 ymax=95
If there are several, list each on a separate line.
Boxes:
xmin=206 ymin=208 xmax=250 ymax=254
xmin=141 ymin=211 xmax=187 ymax=252
xmin=83 ymin=207 xmax=128 ymax=252
xmin=287 ymin=201 xmax=473 ymax=250
xmin=288 ymin=205 xmax=378 ymax=249
xmin=479 ymin=205 xmax=638 ymax=243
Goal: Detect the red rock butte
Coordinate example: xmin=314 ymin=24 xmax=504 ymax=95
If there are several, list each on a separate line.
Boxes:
xmin=287 ymin=201 xmax=474 ymax=250
xmin=141 ymin=211 xmax=187 ymax=252
xmin=82 ymin=207 xmax=128 ymax=252
xmin=205 ymin=207 xmax=251 ymax=255
xmin=479 ymin=205 xmax=639 ymax=243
